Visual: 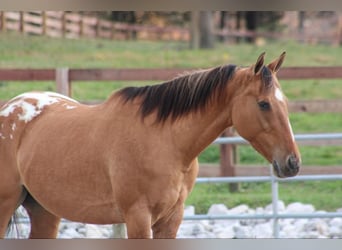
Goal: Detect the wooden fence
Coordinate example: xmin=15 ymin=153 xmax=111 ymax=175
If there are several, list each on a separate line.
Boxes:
xmin=0 ymin=11 xmax=189 ymax=41
xmin=0 ymin=67 xmax=341 ymax=176
xmin=1 ymin=11 xmax=341 ymax=45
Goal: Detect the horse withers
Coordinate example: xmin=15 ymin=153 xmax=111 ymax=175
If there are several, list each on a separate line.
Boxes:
xmin=0 ymin=52 xmax=300 ymax=238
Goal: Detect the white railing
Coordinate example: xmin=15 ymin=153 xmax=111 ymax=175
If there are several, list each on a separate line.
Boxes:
xmin=213 ymin=132 xmax=342 ymax=145
xmin=184 ymin=166 xmax=342 ymax=238
xmin=182 ymin=132 xmax=342 ymax=238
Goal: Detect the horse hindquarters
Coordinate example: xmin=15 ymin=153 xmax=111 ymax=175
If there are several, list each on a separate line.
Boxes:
xmin=0 ymin=185 xmax=26 ymax=238
xmin=0 ymin=185 xmax=60 ymax=239
xmin=0 ymin=150 xmax=60 ymax=238
xmin=0 ymin=145 xmax=27 ymax=238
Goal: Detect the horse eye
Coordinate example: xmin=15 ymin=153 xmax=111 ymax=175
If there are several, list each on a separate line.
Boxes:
xmin=258 ymin=101 xmax=271 ymax=111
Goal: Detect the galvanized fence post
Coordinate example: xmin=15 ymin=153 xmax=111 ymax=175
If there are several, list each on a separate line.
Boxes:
xmin=270 ymin=164 xmax=280 ymax=238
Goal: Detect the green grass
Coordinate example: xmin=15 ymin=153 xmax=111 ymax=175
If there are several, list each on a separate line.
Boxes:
xmin=2 ymin=33 xmax=342 ymax=69
xmin=0 ymin=33 xmax=341 ymax=212
xmin=281 ymin=79 xmax=342 ymax=100
xmin=186 ymin=181 xmax=342 ymax=214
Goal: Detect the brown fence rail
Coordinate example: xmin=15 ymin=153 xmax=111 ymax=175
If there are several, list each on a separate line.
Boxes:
xmin=0 ymin=66 xmax=341 ymax=176
xmin=1 ymin=66 xmax=342 ymax=81
xmin=1 ymin=11 xmax=341 ymax=45
xmin=0 ymin=11 xmax=189 ymax=41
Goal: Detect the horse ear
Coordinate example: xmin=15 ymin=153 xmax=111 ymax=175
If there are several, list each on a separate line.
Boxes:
xmin=253 ymin=52 xmax=266 ymax=75
xmin=268 ymin=51 xmax=286 ymax=73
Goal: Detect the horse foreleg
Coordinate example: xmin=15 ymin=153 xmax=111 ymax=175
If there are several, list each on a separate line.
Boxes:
xmin=152 ymin=200 xmax=184 ymax=239
xmin=124 ymin=203 xmax=152 ymax=239
xmin=22 ymin=194 xmax=61 ymax=239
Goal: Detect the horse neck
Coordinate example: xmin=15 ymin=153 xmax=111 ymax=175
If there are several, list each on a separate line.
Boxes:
xmin=172 ymin=88 xmax=235 ymax=164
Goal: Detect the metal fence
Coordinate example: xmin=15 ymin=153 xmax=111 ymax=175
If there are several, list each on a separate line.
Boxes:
xmin=213 ymin=132 xmax=342 ymax=145
xmin=183 ymin=132 xmax=342 ymax=238
xmin=9 ymin=133 xmax=342 ymax=238
xmin=185 ymin=168 xmax=342 ymax=238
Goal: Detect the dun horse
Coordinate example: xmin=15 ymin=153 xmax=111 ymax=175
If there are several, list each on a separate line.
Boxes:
xmin=0 ymin=52 xmax=300 ymax=238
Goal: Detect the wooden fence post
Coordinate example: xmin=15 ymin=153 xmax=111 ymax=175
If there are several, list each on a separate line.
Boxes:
xmin=337 ymin=12 xmax=342 ymax=46
xmin=56 ymin=68 xmax=71 ymax=96
xmin=79 ymin=14 xmax=83 ymax=38
xmin=110 ymin=22 xmax=114 ymax=40
xmin=220 ymin=128 xmax=238 ymax=192
xmin=19 ymin=12 xmax=24 ymax=33
xmin=95 ymin=17 xmax=100 ymax=38
xmin=61 ymin=12 xmax=66 ymax=38
xmin=0 ymin=11 xmax=5 ymax=31
xmin=42 ymin=11 xmax=47 ymax=35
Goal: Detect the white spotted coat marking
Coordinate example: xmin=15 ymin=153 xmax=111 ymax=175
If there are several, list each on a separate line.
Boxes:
xmin=0 ymin=92 xmax=79 ymax=124
xmin=17 ymin=101 xmax=43 ymax=123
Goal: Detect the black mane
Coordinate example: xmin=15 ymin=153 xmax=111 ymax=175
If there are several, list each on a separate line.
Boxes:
xmin=118 ymin=64 xmax=237 ymax=123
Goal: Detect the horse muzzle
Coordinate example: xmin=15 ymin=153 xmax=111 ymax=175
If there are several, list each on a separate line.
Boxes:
xmin=272 ymin=154 xmax=300 ymax=178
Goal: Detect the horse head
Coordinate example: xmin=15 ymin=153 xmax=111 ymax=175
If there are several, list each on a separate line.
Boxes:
xmin=231 ymin=52 xmax=301 ymax=178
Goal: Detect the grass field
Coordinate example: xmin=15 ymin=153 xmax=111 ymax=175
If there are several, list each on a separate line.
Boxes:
xmin=0 ymin=33 xmax=341 ymax=212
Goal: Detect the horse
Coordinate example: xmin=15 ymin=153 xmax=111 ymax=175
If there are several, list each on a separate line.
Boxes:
xmin=0 ymin=52 xmax=301 ymax=239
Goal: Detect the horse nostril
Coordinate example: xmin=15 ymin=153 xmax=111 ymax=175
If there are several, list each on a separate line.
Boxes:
xmin=287 ymin=155 xmax=299 ymax=171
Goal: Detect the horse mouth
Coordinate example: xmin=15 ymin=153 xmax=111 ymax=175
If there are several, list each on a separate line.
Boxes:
xmin=272 ymin=160 xmax=285 ymax=178
xmin=272 ymin=159 xmax=300 ymax=178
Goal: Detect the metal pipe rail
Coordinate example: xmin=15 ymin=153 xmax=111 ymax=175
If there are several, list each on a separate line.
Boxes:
xmin=195 ymin=174 xmax=342 ymax=184
xmin=183 ymin=212 xmax=342 ymax=221
xmin=207 ymin=132 xmax=342 ymax=237
xmin=183 ymin=171 xmax=342 ymax=238
xmin=212 ymin=133 xmax=342 ymax=145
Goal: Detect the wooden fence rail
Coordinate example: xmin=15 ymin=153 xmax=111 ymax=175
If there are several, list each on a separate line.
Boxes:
xmin=1 ymin=11 xmax=341 ymax=45
xmin=0 ymin=11 xmax=189 ymax=41
xmin=0 ymin=66 xmax=341 ymax=177
xmin=2 ymin=66 xmax=342 ymax=82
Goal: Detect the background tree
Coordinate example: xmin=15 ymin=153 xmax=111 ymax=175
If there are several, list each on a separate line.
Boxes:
xmin=199 ymin=11 xmax=215 ymax=48
xmin=245 ymin=12 xmax=257 ymax=43
xmin=237 ymin=11 xmax=284 ymax=43
xmin=190 ymin=11 xmax=215 ymax=49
